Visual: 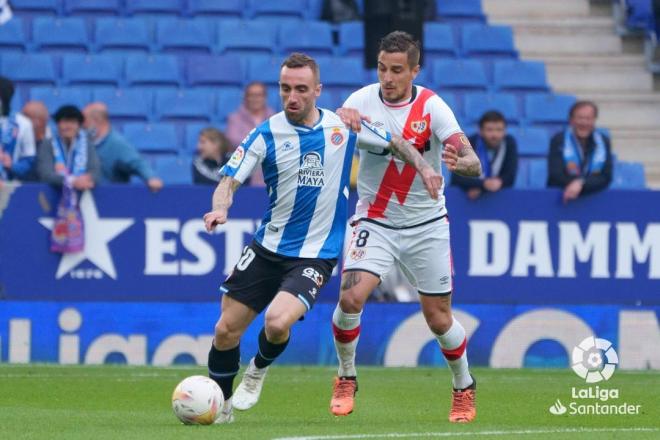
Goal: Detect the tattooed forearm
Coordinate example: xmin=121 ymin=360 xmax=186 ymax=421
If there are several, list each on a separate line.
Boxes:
xmin=455 ymin=144 xmax=482 ymax=177
xmin=341 ymin=271 xmax=361 ymax=291
xmin=212 ymin=176 xmax=240 ymax=211
xmin=388 ymin=135 xmax=432 ymax=173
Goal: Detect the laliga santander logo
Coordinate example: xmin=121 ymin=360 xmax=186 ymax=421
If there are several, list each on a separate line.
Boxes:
xmin=571 ymin=336 xmax=619 ymax=383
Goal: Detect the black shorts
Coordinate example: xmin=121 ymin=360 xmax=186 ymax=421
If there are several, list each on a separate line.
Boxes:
xmin=220 ymin=241 xmax=336 ymax=314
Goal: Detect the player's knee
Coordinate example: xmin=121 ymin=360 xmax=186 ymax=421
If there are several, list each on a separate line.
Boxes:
xmin=425 ymin=309 xmax=453 ymax=335
xmin=264 ymin=314 xmax=290 ymax=342
xmin=214 ymin=320 xmax=240 ymax=348
xmin=339 ymin=290 xmax=365 ymax=314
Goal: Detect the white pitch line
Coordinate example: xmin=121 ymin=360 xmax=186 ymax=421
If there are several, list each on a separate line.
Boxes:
xmin=272 ymin=427 xmax=659 ymax=440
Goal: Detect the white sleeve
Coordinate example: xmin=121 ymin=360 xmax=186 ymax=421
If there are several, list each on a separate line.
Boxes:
xmin=429 ymin=95 xmax=462 ymax=142
xmin=356 ymin=120 xmax=391 ymax=153
xmin=16 ymin=114 xmax=36 ymax=159
xmin=220 ymin=128 xmax=266 ymax=184
xmin=341 ymin=89 xmax=362 ymax=109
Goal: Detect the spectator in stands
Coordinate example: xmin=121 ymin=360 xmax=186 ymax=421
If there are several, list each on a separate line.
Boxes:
xmin=0 ymin=76 xmax=37 ymax=183
xmin=226 ymin=81 xmax=274 ymax=186
xmin=547 ymin=101 xmax=612 ymax=203
xmin=22 ymin=101 xmax=52 ymax=143
xmin=37 ymin=105 xmax=100 ymax=189
xmin=82 ymin=102 xmax=163 ymax=192
xmin=452 ymin=111 xmax=518 ymax=199
xmin=193 ymin=127 xmax=239 ymax=185
xmin=321 ymin=0 xmax=360 ymax=23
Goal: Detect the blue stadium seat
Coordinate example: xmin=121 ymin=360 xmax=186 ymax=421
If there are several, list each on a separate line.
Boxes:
xmin=32 ymin=17 xmax=89 ymax=53
xmin=155 ymin=89 xmax=215 ymax=122
xmin=10 ymin=0 xmax=60 ymax=16
xmin=126 ymin=55 xmax=181 ymax=87
xmin=338 ymin=21 xmax=364 ymax=57
xmin=494 ymin=60 xmax=548 ymax=92
xmin=63 ymin=0 xmax=121 ymax=15
xmin=464 ymin=92 xmax=520 ymax=124
xmin=216 ymin=87 xmax=243 ymax=121
xmin=266 ymin=86 xmax=282 ymax=112
xmin=514 ymin=158 xmax=530 ymax=189
xmin=247 ymin=56 xmax=281 ymax=86
xmin=527 ymin=158 xmax=548 ymax=189
xmin=279 ymin=21 xmax=334 ymax=57
xmin=62 ymin=54 xmax=123 ymax=86
xmin=123 ymin=123 xmax=179 ymax=153
xmin=0 ymin=54 xmax=57 ymax=85
xmin=153 ymin=155 xmax=193 ymax=185
xmin=432 ymin=59 xmax=488 ymax=92
xmin=436 ymin=0 xmax=485 ymax=22
xmin=525 ymin=93 xmax=576 ymax=126
xmin=93 ymin=88 xmax=153 ymax=122
xmin=508 ymin=126 xmax=550 ymax=157
xmin=623 ymin=0 xmax=654 ymax=31
xmin=94 ymin=18 xmax=151 ymax=53
xmin=156 ymin=19 xmax=214 ymax=53
xmin=424 ymin=23 xmax=459 ymax=59
xmin=186 ymin=55 xmax=244 ymax=87
xmin=30 ymin=87 xmax=92 ymax=113
xmin=188 ymin=0 xmax=245 ymax=18
xmin=125 ymin=0 xmax=183 ymax=16
xmin=0 ymin=18 xmax=27 ymax=53
xmin=317 ymin=57 xmax=365 ymax=90
xmin=184 ymin=122 xmax=209 ymax=152
xmin=612 ymin=161 xmax=646 ymax=189
xmin=461 ymin=24 xmax=517 ymax=58
xmin=251 ymin=0 xmax=306 ymax=20
xmin=217 ymin=20 xmax=276 ymax=56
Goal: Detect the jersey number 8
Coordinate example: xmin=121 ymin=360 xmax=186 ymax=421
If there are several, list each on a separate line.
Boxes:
xmin=355 ymin=230 xmax=369 ymax=248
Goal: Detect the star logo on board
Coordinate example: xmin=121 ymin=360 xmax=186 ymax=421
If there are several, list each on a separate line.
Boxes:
xmin=39 ymin=191 xmax=134 ymax=279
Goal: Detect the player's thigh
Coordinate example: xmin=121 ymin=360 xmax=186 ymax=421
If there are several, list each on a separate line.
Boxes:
xmin=419 ymin=293 xmax=453 ymax=334
xmin=279 ymin=258 xmax=335 ymax=313
xmin=214 ymin=294 xmax=258 ymax=346
xmin=339 ymin=270 xmax=380 ymax=313
xmin=400 ymin=218 xmax=453 ymax=295
xmin=264 ymin=291 xmax=309 ymax=335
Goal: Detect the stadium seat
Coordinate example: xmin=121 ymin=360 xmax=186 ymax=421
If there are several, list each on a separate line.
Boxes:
xmin=186 ymin=55 xmax=244 ymax=87
xmin=155 ymin=19 xmax=214 ymax=53
xmin=184 ymin=122 xmax=208 ymax=152
xmin=464 ymin=92 xmax=520 ymax=124
xmin=247 ymin=56 xmax=282 ymax=87
xmin=153 ymin=155 xmax=193 ymax=185
xmin=92 ymin=88 xmax=153 ymax=122
xmin=123 ymin=123 xmax=179 ymax=153
xmin=432 ymin=59 xmax=488 ymax=92
xmin=525 ymin=93 xmax=576 ymax=125
xmin=0 ymin=18 xmax=27 ymax=53
xmin=338 ymin=21 xmax=364 ymax=57
xmin=423 ymin=23 xmax=459 ymax=59
xmin=216 ymin=87 xmax=244 ymax=121
xmin=0 ymin=54 xmax=57 ymax=85
xmin=187 ymin=0 xmax=245 ymax=18
xmin=514 ymin=158 xmax=530 ymax=188
xmin=155 ymin=89 xmax=215 ymax=122
xmin=494 ymin=60 xmax=548 ymax=92
xmin=461 ymin=24 xmax=517 ymax=58
xmin=63 ymin=0 xmax=121 ymax=15
xmin=279 ymin=21 xmax=334 ymax=57
xmin=251 ymin=0 xmax=306 ymax=20
xmin=125 ymin=0 xmax=183 ymax=16
xmin=126 ymin=55 xmax=181 ymax=87
xmin=217 ymin=20 xmax=276 ymax=56
xmin=266 ymin=86 xmax=282 ymax=112
xmin=30 ymin=87 xmax=92 ymax=113
xmin=10 ymin=0 xmax=60 ymax=16
xmin=317 ymin=57 xmax=365 ymax=90
xmin=94 ymin=18 xmax=152 ymax=53
xmin=32 ymin=17 xmax=89 ymax=53
xmin=62 ymin=54 xmax=123 ymax=87
xmin=612 ymin=161 xmax=646 ymax=189
xmin=508 ymin=126 xmax=550 ymax=157
xmin=436 ymin=0 xmax=485 ymax=22
xmin=527 ymin=158 xmax=548 ymax=189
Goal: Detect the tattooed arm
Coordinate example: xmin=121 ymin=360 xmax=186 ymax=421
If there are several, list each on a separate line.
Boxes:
xmin=442 ymin=133 xmax=482 ymax=177
xmin=203 ymin=176 xmax=241 ymax=232
xmin=388 ymin=135 xmax=443 ymax=200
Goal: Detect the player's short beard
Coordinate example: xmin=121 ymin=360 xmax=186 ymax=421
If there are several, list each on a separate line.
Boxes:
xmin=285 ymin=103 xmax=313 ymax=125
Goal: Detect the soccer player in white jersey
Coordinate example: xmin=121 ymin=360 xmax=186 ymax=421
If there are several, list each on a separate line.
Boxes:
xmin=202 ymin=53 xmax=442 ymax=424
xmin=329 ymin=32 xmax=482 ymax=423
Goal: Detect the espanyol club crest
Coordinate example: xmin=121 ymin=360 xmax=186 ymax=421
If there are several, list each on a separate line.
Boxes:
xmin=410 ymin=120 xmax=427 ymax=134
xmin=330 ymin=128 xmax=344 ymax=146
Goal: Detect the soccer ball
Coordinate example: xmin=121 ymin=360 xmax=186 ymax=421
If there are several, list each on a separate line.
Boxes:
xmin=171 ymin=375 xmax=224 ymax=425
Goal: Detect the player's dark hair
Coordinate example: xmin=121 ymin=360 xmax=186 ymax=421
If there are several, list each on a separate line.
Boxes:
xmin=281 ymin=52 xmax=320 ymax=84
xmin=569 ymin=100 xmax=598 ymax=119
xmin=379 ymin=31 xmax=421 ymax=68
xmin=479 ymin=110 xmax=507 ymax=128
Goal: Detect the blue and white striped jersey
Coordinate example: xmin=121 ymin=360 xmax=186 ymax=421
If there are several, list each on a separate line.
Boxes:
xmin=221 ymin=109 xmax=391 ymax=259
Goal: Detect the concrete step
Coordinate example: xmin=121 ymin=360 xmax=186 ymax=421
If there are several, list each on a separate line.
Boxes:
xmin=546 ymin=64 xmax=654 ymax=93
xmin=538 ymin=54 xmax=647 ymax=67
xmin=492 ymin=16 xmax=616 ymax=34
xmin=598 ymin=101 xmax=660 ymax=128
xmin=609 ymin=129 xmax=660 ymax=150
xmin=482 ymin=0 xmax=590 ymax=19
xmin=513 ymin=33 xmax=623 ymax=56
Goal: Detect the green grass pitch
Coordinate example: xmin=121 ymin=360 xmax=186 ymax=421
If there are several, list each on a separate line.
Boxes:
xmin=0 ymin=364 xmax=658 ymax=440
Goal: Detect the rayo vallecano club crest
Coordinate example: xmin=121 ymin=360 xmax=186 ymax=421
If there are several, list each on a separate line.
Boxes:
xmin=410 ymin=120 xmax=427 ymax=134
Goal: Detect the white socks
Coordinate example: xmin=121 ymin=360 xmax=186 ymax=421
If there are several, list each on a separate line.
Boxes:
xmin=435 ymin=318 xmax=473 ymax=390
xmin=332 ymin=305 xmax=362 ymax=377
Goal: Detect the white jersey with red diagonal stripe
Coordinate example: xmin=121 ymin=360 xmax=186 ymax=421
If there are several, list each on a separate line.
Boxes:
xmin=345 ymin=83 xmax=463 ymax=227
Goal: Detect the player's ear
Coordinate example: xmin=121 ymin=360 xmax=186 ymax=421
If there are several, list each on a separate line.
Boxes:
xmin=411 ymin=64 xmax=420 ymax=79
xmin=315 ymin=82 xmax=322 ymax=98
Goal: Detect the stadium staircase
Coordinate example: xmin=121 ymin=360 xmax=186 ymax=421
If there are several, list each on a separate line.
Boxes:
xmin=484 ymin=0 xmax=660 ymax=188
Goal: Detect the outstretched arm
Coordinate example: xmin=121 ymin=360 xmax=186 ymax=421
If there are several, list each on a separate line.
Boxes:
xmin=442 ymin=133 xmax=482 ymax=177
xmin=203 ymin=176 xmax=241 ymax=232
xmin=388 ymin=135 xmax=443 ymax=200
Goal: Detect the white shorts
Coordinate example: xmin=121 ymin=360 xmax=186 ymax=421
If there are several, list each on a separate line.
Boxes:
xmin=343 ymin=216 xmax=453 ymax=295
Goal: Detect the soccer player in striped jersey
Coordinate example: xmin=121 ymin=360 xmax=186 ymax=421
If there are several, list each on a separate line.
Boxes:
xmin=329 ymin=32 xmax=482 ymax=423
xmin=202 ymin=53 xmax=442 ymax=424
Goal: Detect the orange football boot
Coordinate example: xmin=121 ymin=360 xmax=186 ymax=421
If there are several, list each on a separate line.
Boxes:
xmin=330 ymin=376 xmax=358 ymax=416
xmin=449 ymin=376 xmax=476 ymax=423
